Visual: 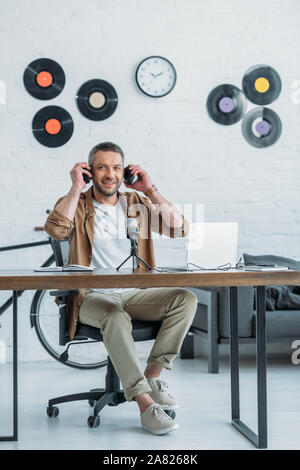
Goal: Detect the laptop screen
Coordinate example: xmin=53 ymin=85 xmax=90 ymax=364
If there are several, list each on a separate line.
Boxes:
xmin=187 ymin=222 xmax=238 ymax=269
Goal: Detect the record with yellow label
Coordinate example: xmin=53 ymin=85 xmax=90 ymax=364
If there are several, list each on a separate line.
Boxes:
xmin=76 ymin=79 xmax=118 ymax=121
xmin=242 ymin=65 xmax=281 ymax=105
xmin=32 ymin=106 xmax=74 ymax=147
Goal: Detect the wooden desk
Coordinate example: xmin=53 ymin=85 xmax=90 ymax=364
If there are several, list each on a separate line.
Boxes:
xmin=1 ymin=268 xmax=300 ymax=448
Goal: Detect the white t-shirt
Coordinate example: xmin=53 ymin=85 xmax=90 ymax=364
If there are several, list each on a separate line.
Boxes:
xmin=90 ymin=198 xmax=133 ymax=294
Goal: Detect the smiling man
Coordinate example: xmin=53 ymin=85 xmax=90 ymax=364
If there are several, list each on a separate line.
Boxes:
xmin=92 ymin=149 xmax=123 ymax=196
xmin=44 ymin=141 xmax=198 ymax=435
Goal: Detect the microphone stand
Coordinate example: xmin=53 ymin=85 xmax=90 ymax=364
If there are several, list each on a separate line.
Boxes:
xmin=116 ymin=238 xmax=152 ymax=272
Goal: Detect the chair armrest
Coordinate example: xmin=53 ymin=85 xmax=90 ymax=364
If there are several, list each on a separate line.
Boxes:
xmin=49 ymin=289 xmax=80 ymax=346
xmin=48 ymin=289 xmax=79 ymax=346
xmin=49 ymin=289 xmax=80 ymax=297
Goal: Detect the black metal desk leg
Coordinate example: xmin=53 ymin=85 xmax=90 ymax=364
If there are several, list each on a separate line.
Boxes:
xmin=256 ymin=285 xmax=267 ymax=448
xmin=230 ymin=286 xmax=240 ymax=420
xmin=13 ymin=290 xmax=18 ymax=440
xmin=229 ymin=285 xmax=267 ymax=449
xmin=0 ymin=290 xmax=18 ymax=442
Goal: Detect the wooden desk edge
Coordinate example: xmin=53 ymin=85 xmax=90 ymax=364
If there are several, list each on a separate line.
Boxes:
xmin=1 ymin=269 xmax=300 ymax=290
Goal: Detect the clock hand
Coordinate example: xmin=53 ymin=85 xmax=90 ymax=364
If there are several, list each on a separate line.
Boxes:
xmin=155 ymin=72 xmax=164 ymax=77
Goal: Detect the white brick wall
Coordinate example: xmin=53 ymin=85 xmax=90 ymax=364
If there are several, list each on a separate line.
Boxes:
xmin=0 ymin=0 xmax=300 ymax=360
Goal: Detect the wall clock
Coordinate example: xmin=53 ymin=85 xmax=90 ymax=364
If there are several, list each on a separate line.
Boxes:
xmin=135 ymin=56 xmax=177 ymax=97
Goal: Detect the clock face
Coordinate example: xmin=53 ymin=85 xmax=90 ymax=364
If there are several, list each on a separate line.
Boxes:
xmin=136 ymin=56 xmax=177 ymax=97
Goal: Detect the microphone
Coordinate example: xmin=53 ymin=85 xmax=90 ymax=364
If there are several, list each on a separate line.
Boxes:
xmin=116 ymin=217 xmax=151 ymax=271
xmin=127 ymin=218 xmax=139 ymax=241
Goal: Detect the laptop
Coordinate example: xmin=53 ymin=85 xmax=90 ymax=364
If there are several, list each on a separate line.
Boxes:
xmin=155 ymin=222 xmax=238 ymax=271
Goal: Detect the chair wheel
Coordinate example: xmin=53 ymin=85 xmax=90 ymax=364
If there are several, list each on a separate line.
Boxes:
xmin=47 ymin=406 xmax=59 ymax=417
xmin=165 ymin=409 xmax=176 ymax=419
xmin=87 ymin=415 xmax=100 ymax=428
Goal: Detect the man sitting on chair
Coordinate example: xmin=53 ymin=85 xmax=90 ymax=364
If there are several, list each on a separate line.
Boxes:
xmin=44 ymin=141 xmax=197 ymax=435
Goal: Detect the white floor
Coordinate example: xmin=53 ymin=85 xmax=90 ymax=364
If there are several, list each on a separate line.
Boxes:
xmin=0 ymin=354 xmax=299 ymax=450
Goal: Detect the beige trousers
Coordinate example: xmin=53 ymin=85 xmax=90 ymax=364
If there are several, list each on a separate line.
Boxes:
xmin=78 ymin=287 xmax=198 ymax=402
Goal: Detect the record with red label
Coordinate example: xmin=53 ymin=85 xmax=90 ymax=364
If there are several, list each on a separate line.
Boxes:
xmin=23 ymin=58 xmax=65 ymax=100
xmin=242 ymin=65 xmax=281 ymax=105
xmin=242 ymin=107 xmax=282 ymax=148
xmin=32 ymin=106 xmax=74 ymax=147
xmin=206 ymin=84 xmax=247 ymax=125
xmin=76 ymin=79 xmax=118 ymax=121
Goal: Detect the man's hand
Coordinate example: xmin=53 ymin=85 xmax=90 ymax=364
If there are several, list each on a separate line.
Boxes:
xmin=124 ymin=164 xmax=152 ymax=194
xmin=50 ymin=162 xmax=92 ymax=223
xmin=70 ymin=162 xmax=92 ymax=193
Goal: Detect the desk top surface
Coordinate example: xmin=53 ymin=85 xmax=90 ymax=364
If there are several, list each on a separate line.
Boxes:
xmin=1 ymin=268 xmax=300 ymax=289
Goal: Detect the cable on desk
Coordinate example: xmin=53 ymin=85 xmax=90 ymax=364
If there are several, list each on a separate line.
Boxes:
xmin=126 ymin=255 xmax=246 ymax=273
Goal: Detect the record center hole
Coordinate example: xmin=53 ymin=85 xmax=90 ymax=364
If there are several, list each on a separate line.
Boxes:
xmin=36 ymin=71 xmax=53 ymax=88
xmin=254 ymin=77 xmax=270 ymax=93
xmin=45 ymin=118 xmax=61 ymax=135
xmin=89 ymin=92 xmax=106 ymax=108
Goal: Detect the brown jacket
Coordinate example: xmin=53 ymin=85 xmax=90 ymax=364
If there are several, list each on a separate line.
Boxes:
xmin=44 ymin=186 xmax=188 ymax=340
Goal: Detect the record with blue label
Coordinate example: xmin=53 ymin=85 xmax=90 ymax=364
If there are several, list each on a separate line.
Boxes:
xmin=76 ymin=79 xmax=118 ymax=121
xmin=241 ymin=107 xmax=282 ymax=148
xmin=206 ymin=84 xmax=247 ymax=125
xmin=32 ymin=106 xmax=74 ymax=147
xmin=242 ymin=65 xmax=281 ymax=105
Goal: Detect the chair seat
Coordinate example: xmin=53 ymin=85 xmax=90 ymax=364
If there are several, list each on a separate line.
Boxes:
xmin=75 ymin=319 xmax=163 ymax=342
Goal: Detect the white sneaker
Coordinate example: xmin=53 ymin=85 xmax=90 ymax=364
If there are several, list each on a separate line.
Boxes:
xmin=140 ymin=403 xmax=179 ymax=435
xmin=147 ymin=377 xmax=179 ymax=410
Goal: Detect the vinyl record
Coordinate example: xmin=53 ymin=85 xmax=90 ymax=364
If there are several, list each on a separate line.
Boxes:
xmin=206 ymin=84 xmax=247 ymax=125
xmin=242 ymin=107 xmax=282 ymax=148
xmin=76 ymin=79 xmax=118 ymax=121
xmin=32 ymin=106 xmax=74 ymax=147
xmin=242 ymin=65 xmax=281 ymax=105
xmin=23 ymin=58 xmax=65 ymax=100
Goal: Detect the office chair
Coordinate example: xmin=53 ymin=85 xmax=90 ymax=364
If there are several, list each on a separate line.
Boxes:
xmin=46 ymin=238 xmax=175 ymax=428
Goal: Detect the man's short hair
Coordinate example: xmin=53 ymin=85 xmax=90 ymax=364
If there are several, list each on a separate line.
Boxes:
xmin=88 ymin=142 xmax=125 ymax=168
